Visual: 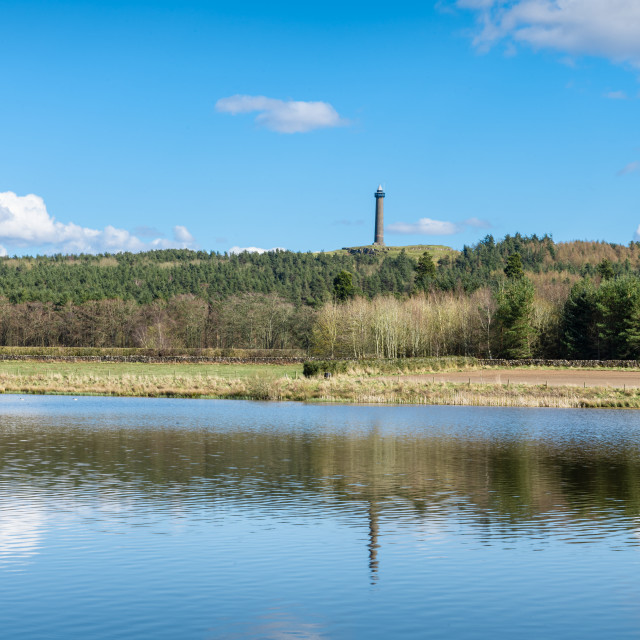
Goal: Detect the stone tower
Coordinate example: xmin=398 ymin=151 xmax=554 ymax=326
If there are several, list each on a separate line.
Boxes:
xmin=374 ymin=184 xmax=385 ymax=246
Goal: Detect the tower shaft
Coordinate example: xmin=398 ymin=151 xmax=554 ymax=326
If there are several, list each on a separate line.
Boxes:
xmin=374 ymin=185 xmax=385 ymax=245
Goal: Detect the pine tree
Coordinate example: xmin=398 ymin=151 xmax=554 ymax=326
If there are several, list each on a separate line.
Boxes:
xmin=333 ymin=270 xmax=354 ymax=302
xmin=414 ymin=251 xmax=436 ymax=292
xmin=495 ymin=277 xmax=534 ymax=358
xmin=597 ymin=258 xmax=615 ymax=281
xmin=597 ymin=277 xmax=640 ymax=358
xmin=562 ymin=279 xmax=600 ymax=359
xmin=504 ymin=252 xmax=524 ymax=279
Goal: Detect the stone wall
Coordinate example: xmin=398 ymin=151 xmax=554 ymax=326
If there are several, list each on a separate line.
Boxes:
xmin=0 ymin=355 xmax=307 ymax=364
xmin=1 ymin=354 xmax=637 ymax=367
xmin=477 ymin=359 xmax=640 ymax=368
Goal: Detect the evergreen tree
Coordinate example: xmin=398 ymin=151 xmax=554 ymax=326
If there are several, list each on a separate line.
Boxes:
xmin=621 ymin=283 xmax=640 ymax=359
xmin=504 ymin=252 xmax=524 ymax=279
xmin=562 ymin=279 xmax=600 ymax=359
xmin=414 ymin=251 xmax=436 ymax=292
xmin=597 ymin=258 xmax=615 ymax=281
xmin=333 ymin=270 xmax=354 ymax=302
xmin=597 ymin=277 xmax=640 ymax=359
xmin=495 ymin=277 xmax=534 ymax=358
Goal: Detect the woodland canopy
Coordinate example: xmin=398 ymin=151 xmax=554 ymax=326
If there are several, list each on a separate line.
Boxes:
xmin=1 ymin=234 xmax=640 ymax=359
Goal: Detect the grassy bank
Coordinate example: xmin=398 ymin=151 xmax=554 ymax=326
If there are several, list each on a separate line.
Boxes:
xmin=303 ymin=357 xmax=640 ymax=377
xmin=0 ymin=346 xmax=306 ymax=358
xmin=0 ymin=360 xmax=302 ymax=380
xmin=303 ymin=357 xmax=478 ymax=377
xmin=0 ymin=361 xmax=639 ymax=408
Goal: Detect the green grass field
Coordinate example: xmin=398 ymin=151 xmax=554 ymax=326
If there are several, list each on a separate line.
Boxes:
xmin=0 ymin=361 xmax=303 ymax=380
xmin=319 ymin=244 xmax=458 ymax=260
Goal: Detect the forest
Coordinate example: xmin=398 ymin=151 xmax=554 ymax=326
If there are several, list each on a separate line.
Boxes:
xmin=1 ymin=234 xmax=640 ymax=359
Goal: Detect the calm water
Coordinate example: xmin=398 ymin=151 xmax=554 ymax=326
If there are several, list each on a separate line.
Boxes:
xmin=1 ymin=396 xmax=640 ymax=639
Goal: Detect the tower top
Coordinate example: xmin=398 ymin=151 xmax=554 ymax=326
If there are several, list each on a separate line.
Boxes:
xmin=377 ymin=184 xmax=383 ymax=192
xmin=375 ymin=184 xmax=385 ymax=198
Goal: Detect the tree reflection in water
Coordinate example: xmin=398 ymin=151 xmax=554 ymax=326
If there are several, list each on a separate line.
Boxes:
xmin=1 ymin=405 xmax=640 ymax=579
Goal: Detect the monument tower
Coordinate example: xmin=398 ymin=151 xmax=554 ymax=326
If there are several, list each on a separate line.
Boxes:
xmin=374 ymin=184 xmax=385 ymax=245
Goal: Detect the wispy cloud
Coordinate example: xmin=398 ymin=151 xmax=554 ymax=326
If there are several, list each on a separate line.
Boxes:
xmin=452 ymin=0 xmax=640 ymax=68
xmin=133 ymin=225 xmax=164 ymax=238
xmin=463 ymin=217 xmax=492 ymax=229
xmin=605 ymin=90 xmax=628 ymax=100
xmin=229 ymin=246 xmax=286 ymax=254
xmin=387 ymin=216 xmax=491 ymax=236
xmin=215 ymin=95 xmax=348 ymax=133
xmin=388 ymin=219 xmax=461 ymax=235
xmin=618 ymin=161 xmax=640 ymax=176
xmin=0 ymin=192 xmax=197 ymax=255
xmin=333 ymin=219 xmax=365 ymax=226
xmin=173 ymin=225 xmax=195 ymax=244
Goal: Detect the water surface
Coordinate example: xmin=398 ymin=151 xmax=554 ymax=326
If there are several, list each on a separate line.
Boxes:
xmin=1 ymin=396 xmax=639 ymax=638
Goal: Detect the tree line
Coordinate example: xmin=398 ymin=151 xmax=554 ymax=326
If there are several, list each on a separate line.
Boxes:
xmin=1 ymin=267 xmax=638 ymax=359
xmin=0 ymin=294 xmax=313 ymax=351
xmin=312 ymin=253 xmax=640 ymax=359
xmin=1 ymin=235 xmax=640 ymax=307
xmin=1 ymin=235 xmax=640 ymax=358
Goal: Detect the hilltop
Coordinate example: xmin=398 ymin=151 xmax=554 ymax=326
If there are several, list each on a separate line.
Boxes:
xmin=320 ymin=244 xmax=458 ymax=261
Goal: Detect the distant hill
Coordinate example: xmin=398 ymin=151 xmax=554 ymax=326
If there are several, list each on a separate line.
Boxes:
xmin=0 ymin=235 xmax=639 ymax=306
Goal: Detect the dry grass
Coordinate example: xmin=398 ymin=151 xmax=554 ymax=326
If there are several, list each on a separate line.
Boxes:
xmin=405 ymin=369 xmax=640 ymax=388
xmin=97 ymin=256 xmax=119 ymax=267
xmin=0 ymin=367 xmax=638 ymax=408
xmin=320 ymin=244 xmax=459 ymax=260
xmin=0 ymin=360 xmax=302 ymax=379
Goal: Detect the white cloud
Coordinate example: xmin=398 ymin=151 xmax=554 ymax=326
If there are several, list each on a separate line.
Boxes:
xmin=454 ymin=0 xmax=640 ymax=67
xmin=618 ymin=161 xmax=640 ymax=175
xmin=0 ymin=245 xmax=6 ymax=257
xmin=605 ymin=90 xmax=628 ymax=100
xmin=215 ymin=95 xmax=348 ymax=133
xmin=463 ymin=216 xmax=492 ymax=228
xmin=458 ymin=0 xmax=495 ymax=7
xmin=635 ymin=224 xmax=640 ymax=240
xmin=0 ymin=192 xmax=197 ymax=254
xmin=229 ymin=246 xmax=286 ymax=254
xmin=333 ymin=219 xmax=365 ymax=226
xmin=173 ymin=225 xmax=195 ymax=244
xmin=133 ymin=225 xmax=164 ymax=238
xmin=387 ymin=218 xmax=462 ymax=235
xmin=387 ymin=216 xmax=491 ymax=236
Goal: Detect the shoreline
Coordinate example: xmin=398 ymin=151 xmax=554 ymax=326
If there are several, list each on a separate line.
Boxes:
xmin=1 ymin=372 xmax=639 ymax=409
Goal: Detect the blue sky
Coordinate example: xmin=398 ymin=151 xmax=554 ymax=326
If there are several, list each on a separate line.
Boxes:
xmin=1 ymin=0 xmax=639 ymax=256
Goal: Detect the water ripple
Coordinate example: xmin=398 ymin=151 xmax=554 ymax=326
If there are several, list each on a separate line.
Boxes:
xmin=1 ymin=396 xmax=640 ymax=638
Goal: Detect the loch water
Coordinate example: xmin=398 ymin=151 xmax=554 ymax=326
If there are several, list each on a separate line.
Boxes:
xmin=1 ymin=395 xmax=640 ymax=639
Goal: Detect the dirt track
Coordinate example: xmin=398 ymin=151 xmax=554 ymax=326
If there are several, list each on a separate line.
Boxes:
xmin=398 ymin=369 xmax=640 ymax=389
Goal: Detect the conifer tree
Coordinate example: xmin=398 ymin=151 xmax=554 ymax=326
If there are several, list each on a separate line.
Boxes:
xmin=495 ymin=277 xmax=534 ymax=358
xmin=333 ymin=270 xmax=354 ymax=302
xmin=562 ymin=279 xmax=600 ymax=359
xmin=597 ymin=258 xmax=615 ymax=281
xmin=414 ymin=251 xmax=436 ymax=292
xmin=504 ymin=252 xmax=524 ymax=279
xmin=597 ymin=277 xmax=640 ymax=358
